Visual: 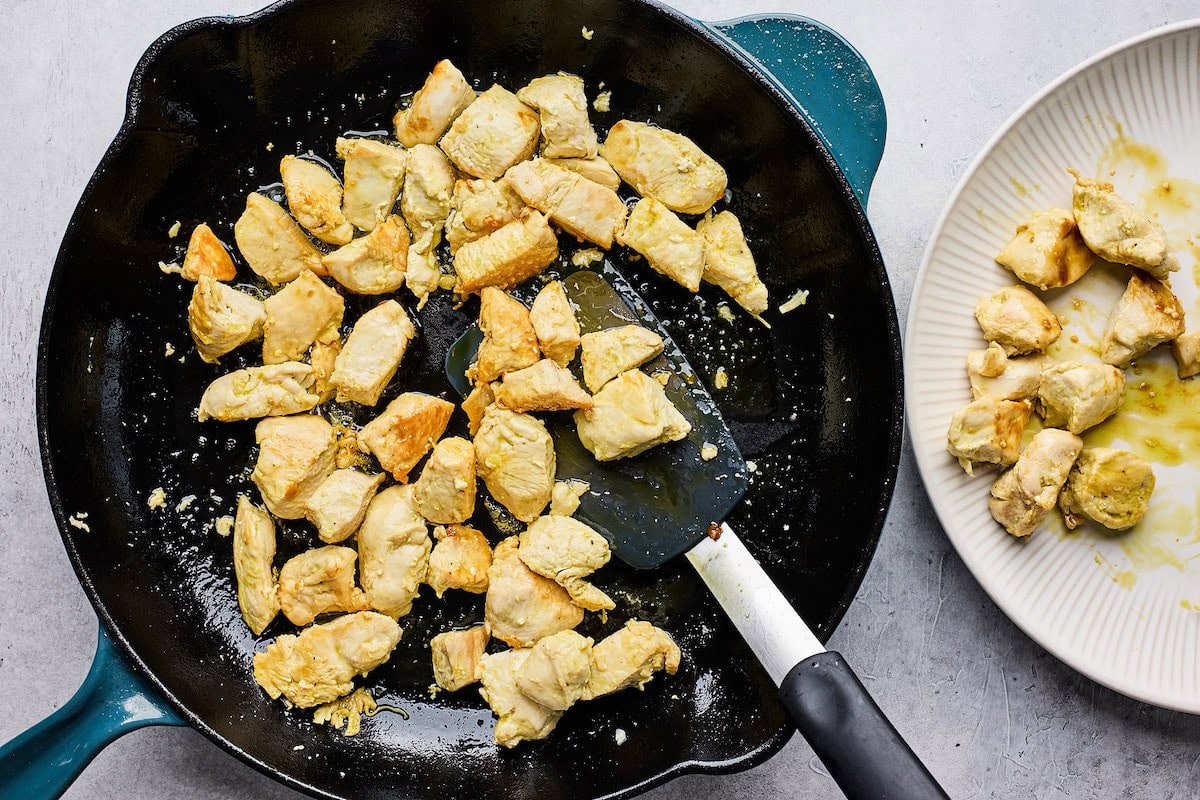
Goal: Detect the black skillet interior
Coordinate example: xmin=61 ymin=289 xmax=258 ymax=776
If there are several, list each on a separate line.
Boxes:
xmin=37 ymin=0 xmax=903 ymax=798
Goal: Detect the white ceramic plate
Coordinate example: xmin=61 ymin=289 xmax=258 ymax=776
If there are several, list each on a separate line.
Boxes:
xmin=908 ymin=20 xmax=1200 ymax=712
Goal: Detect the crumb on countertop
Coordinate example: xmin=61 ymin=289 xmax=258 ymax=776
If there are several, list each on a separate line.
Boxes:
xmin=147 ymin=487 xmax=166 ymax=510
xmin=779 ymin=288 xmax=809 ymax=314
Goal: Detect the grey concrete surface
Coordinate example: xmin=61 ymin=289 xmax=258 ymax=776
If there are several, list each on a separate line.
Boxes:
xmin=1 ymin=1 xmax=1197 ymax=798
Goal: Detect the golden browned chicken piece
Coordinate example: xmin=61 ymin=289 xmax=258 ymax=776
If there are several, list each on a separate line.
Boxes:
xmin=336 ymin=137 xmax=408 ymax=232
xmin=462 ymin=382 xmax=496 ymax=436
xmin=441 ymin=85 xmax=540 ymax=180
xmin=515 ymin=629 xmax=593 ymax=711
xmin=617 ymin=198 xmax=705 ymax=292
xmin=529 ymin=281 xmax=580 ymax=367
xmin=280 ymin=155 xmax=354 ymax=245
xmin=696 ymin=211 xmax=769 ymax=316
xmin=517 ymin=74 xmax=598 ymax=158
xmin=322 ymin=215 xmax=410 ymax=295
xmin=549 ymin=479 xmax=589 ymax=516
xmin=973 ymin=285 xmax=1061 ymax=355
xmin=330 ymin=300 xmax=416 ymax=406
xmin=994 ymin=208 xmax=1094 ymax=290
xmin=965 ymin=342 xmax=1047 ymax=401
xmin=545 ymin=155 xmax=621 ymax=191
xmin=579 ymin=324 xmax=665 ymax=392
xmin=308 ymin=339 xmax=340 ymax=403
xmin=445 ymin=177 xmax=525 ymax=253
xmin=474 ymin=287 xmax=541 ymax=383
xmin=495 ymin=359 xmax=592 ymax=413
xmin=251 ymin=414 xmax=338 ymax=518
xmin=582 ymin=620 xmax=681 ymax=699
xmin=253 ymin=611 xmax=402 ymax=708
xmin=431 ymin=624 xmax=490 ymax=691
xmin=401 ymin=144 xmax=456 ymax=247
xmin=1036 ymin=361 xmax=1125 ymax=434
xmin=426 ymin=524 xmax=492 ymax=596
xmin=304 ymin=468 xmax=386 ymax=543
xmin=453 ymin=210 xmax=559 ymax=293
xmin=197 ymin=362 xmax=319 ymax=422
xmin=1072 ymin=173 xmax=1180 ymax=279
xmin=181 ymin=223 xmax=237 ymax=282
xmin=1100 ymin=271 xmax=1185 ymax=367
xmin=393 ymin=59 xmax=475 ymax=147
xmin=505 ymin=158 xmax=627 ymax=248
xmin=278 ymin=545 xmax=371 ymax=626
xmin=989 ymin=428 xmax=1083 ymax=538
xmin=575 ymin=369 xmax=691 ymax=461
xmin=357 ymin=392 xmax=455 ymax=482
xmin=357 ymin=485 xmax=431 ymax=619
xmin=187 ymin=276 xmax=266 ymax=364
xmin=412 ymin=437 xmax=477 ymax=524
xmin=1059 ymin=447 xmax=1154 ymax=531
xmin=477 ymin=647 xmax=562 ymax=748
xmin=945 ymin=398 xmax=1032 ymax=475
xmin=262 ymin=270 xmax=344 ymax=364
xmin=233 ymin=496 xmax=279 ymax=636
xmin=234 ymin=192 xmax=325 ymax=283
xmin=518 ymin=514 xmax=614 ymax=612
xmin=600 ymin=120 xmax=727 ymax=214
xmin=1173 ymin=330 xmax=1200 ymax=379
xmin=486 ymin=537 xmax=583 ymax=648
xmin=474 ymin=408 xmax=556 ymax=522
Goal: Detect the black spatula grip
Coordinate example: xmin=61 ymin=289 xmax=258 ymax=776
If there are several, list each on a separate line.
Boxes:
xmin=779 ymin=652 xmax=950 ymax=800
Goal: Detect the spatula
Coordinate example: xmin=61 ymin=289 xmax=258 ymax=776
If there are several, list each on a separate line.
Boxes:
xmin=446 ymin=264 xmax=949 ymax=800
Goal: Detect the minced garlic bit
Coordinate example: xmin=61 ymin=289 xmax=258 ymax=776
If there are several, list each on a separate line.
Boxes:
xmin=214 ymin=515 xmax=235 ymax=537
xmin=651 ymin=371 xmax=671 ymax=386
xmin=438 ymin=274 xmax=458 ymax=290
xmin=147 ymin=487 xmax=167 ymax=510
xmin=593 ymin=91 xmax=612 ymax=113
xmin=746 ymin=460 xmax=758 ymax=473
xmin=158 ymin=261 xmax=182 ymax=275
xmin=581 ymin=26 xmax=594 ymax=40
xmin=717 ymin=304 xmax=735 ymax=323
xmin=266 ymin=142 xmax=275 ymax=152
xmin=713 ymin=366 xmax=728 ymax=389
xmin=313 ymin=688 xmax=376 ymax=737
xmin=176 ymin=494 xmax=197 ymax=513
xmin=700 ymin=443 xmax=718 ymax=461
xmin=165 ymin=342 xmax=176 ymax=357
xmin=428 ymin=683 xmax=442 ymax=699
xmin=614 ymin=728 xmax=627 ymax=745
xmin=68 ymin=512 xmax=91 ymax=532
xmin=167 ymin=221 xmax=182 ymax=238
xmin=571 ymin=247 xmax=604 ymax=267
xmin=778 ymin=288 xmax=809 ymax=314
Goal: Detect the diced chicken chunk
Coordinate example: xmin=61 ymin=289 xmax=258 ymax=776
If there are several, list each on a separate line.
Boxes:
xmin=308 ymin=339 xmax=340 ymax=403
xmin=1072 ymin=173 xmax=1179 ymax=279
xmin=989 ymin=428 xmax=1084 ymax=538
xmin=278 ymin=545 xmax=370 ymax=626
xmin=234 ymin=192 xmax=325 ymax=283
xmin=187 ymin=275 xmax=266 ymax=363
xmin=1059 ymin=447 xmax=1155 ymax=531
xmin=1173 ymin=330 xmax=1200 ymax=379
xmin=251 ymin=414 xmax=338 ymax=519
xmin=579 ymin=324 xmax=665 ymax=392
xmin=280 ymin=155 xmax=354 ymax=245
xmin=330 ymin=299 xmax=415 ymax=405
xmin=413 ymin=437 xmax=477 ymax=524
xmin=600 ymin=120 xmax=727 ymax=214
xmin=974 ymin=285 xmax=1061 ymax=355
xmin=477 ymin=647 xmax=562 ymax=748
xmin=336 ymin=137 xmax=408 ymax=232
xmin=529 ymin=280 xmax=580 ymax=367
xmin=181 ymin=223 xmax=237 ymax=281
xmin=485 ymin=537 xmax=583 ymax=647
xmin=945 ymin=398 xmax=1033 ymax=475
xmin=305 ymin=469 xmax=385 ymax=543
xmin=262 ymin=270 xmax=344 ymax=364
xmin=462 ymin=382 xmax=495 ymax=436
xmin=253 ymin=611 xmax=402 ymax=708
xmin=474 ymin=408 xmax=556 ymax=522
xmin=357 ymin=485 xmax=432 ymax=619
xmin=358 ymin=392 xmax=455 ymax=482
xmin=505 ymin=158 xmax=627 ymax=248
xmin=545 ymin=156 xmax=621 ymax=191
xmin=582 ymin=620 xmax=680 ymax=700
xmin=197 ymin=362 xmax=319 ymax=422
xmin=454 ymin=210 xmax=559 ymax=293
xmin=393 ymin=59 xmax=475 ymax=147
xmin=496 ymin=359 xmax=592 ymax=412
xmin=431 ymin=624 xmax=490 ymax=691
xmin=994 ymin=208 xmax=1095 ymax=290
xmin=517 ymin=74 xmax=598 ymax=158
xmin=574 ymin=369 xmax=691 ymax=461
xmin=519 ymin=515 xmax=614 ymax=612
xmin=549 ymin=479 xmax=589 ymax=516
xmin=1100 ymin=271 xmax=1185 ymax=367
xmin=617 ymin=198 xmax=705 ymax=292
xmin=401 ymin=144 xmax=456 ymax=247
xmin=696 ymin=211 xmax=769 ymax=316
xmin=233 ymin=496 xmax=279 ymax=636
xmin=965 ymin=342 xmax=1047 ymax=401
xmin=446 ymin=177 xmax=524 ymax=253
xmin=441 ymin=85 xmax=540 ymax=180
xmin=515 ymin=630 xmax=593 ymax=711
xmin=427 ymin=523 xmax=492 ymax=596
xmin=322 ymin=215 xmax=410 ymax=295
xmin=1036 ymin=361 xmax=1125 ymax=434
xmin=474 ymin=287 xmax=541 ymax=383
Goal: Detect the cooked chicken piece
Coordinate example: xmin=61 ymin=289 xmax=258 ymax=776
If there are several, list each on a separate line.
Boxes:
xmin=308 ymin=338 xmax=340 ymax=403
xmin=393 ymin=59 xmax=475 ymax=147
xmin=253 ymin=611 xmax=402 ymax=708
xmin=358 ymin=392 xmax=455 ymax=482
xmin=262 ymin=270 xmax=344 ymax=364
xmin=251 ymin=414 xmax=338 ymax=519
xmin=197 ymin=362 xmax=319 ymax=422
xmin=278 ymin=545 xmax=370 ymax=626
xmin=994 ymin=207 xmax=1095 ymax=290
xmin=575 ymin=369 xmax=690 ymax=461
xmin=280 ymin=155 xmax=354 ymax=245
xmin=446 ymin=177 xmax=525 ymax=253
xmin=1036 ymin=361 xmax=1125 ymax=434
xmin=426 ymin=523 xmax=492 ymax=596
xmin=1173 ymin=330 xmax=1200 ymax=379
xmin=412 ymin=437 xmax=476 ymax=524
xmin=965 ymin=342 xmax=1047 ymax=401
xmin=453 ymin=210 xmax=559 ymax=293
xmin=496 ymin=359 xmax=592 ymax=412
xmin=462 ymin=382 xmax=495 ymax=436
xmin=505 ymin=158 xmax=627 ymax=248
xmin=187 ymin=276 xmax=266 ymax=363
xmin=233 ymin=496 xmax=279 ymax=636
xmin=945 ymin=398 xmax=1032 ymax=475
xmin=405 ymin=234 xmax=442 ymax=309
xmin=696 ymin=211 xmax=769 ymax=316
xmin=330 ymin=300 xmax=415 ymax=405
xmin=516 ymin=629 xmax=593 ymax=711
xmin=988 ymin=428 xmax=1084 ymax=538
xmin=305 ymin=469 xmax=386 ymax=543
xmin=234 ymin=192 xmax=325 ymax=283
xmin=549 ymin=479 xmax=589 ymax=516
xmin=357 ymin=485 xmax=431 ymax=619
xmin=1072 ymin=172 xmax=1179 ymax=279
xmin=517 ymin=74 xmax=598 ymax=158
xmin=431 ymin=624 xmax=490 ymax=691
xmin=600 ymin=120 xmax=727 ymax=214
xmin=474 ymin=408 xmax=556 ymax=522
xmin=335 ymin=137 xmax=408 ymax=232
xmin=529 ymin=281 xmax=580 ymax=367
xmin=973 ymin=285 xmax=1061 ymax=355
xmin=401 ymin=144 xmax=456 ymax=246
xmin=181 ymin=223 xmax=237 ymax=281
xmin=474 ymin=287 xmax=541 ymax=383
xmin=485 ymin=537 xmax=583 ymax=647
xmin=322 ymin=215 xmax=410 ymax=295
xmin=441 ymin=85 xmax=540 ymax=180
xmin=579 ymin=324 xmax=665 ymax=392
xmin=477 ymin=647 xmax=562 ymax=748
xmin=617 ymin=198 xmax=705 ymax=292
xmin=545 ymin=156 xmax=621 ymax=191
xmin=1059 ymin=447 xmax=1154 ymax=531
xmin=1100 ymin=271 xmax=1185 ymax=367
xmin=519 ymin=514 xmax=614 ymax=612
xmin=583 ymin=620 xmax=681 ymax=700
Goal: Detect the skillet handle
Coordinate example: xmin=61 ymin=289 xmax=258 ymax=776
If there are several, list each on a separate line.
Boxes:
xmin=0 ymin=624 xmax=185 ymax=799
xmin=705 ymin=15 xmax=886 ymax=204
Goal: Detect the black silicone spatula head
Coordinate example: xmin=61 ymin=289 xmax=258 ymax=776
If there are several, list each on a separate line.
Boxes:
xmin=446 ymin=263 xmax=748 ymax=568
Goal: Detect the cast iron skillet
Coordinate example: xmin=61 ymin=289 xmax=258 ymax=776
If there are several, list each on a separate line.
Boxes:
xmin=19 ymin=1 xmax=901 ymax=797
